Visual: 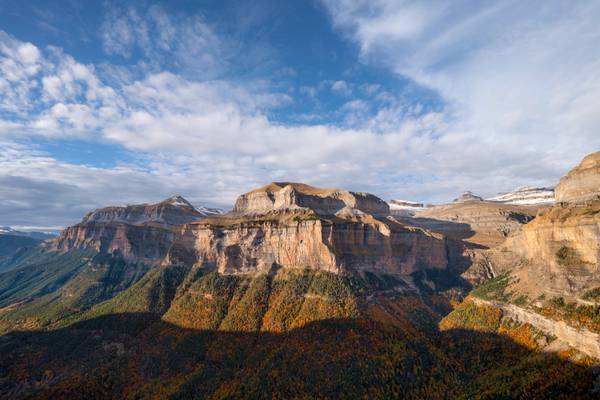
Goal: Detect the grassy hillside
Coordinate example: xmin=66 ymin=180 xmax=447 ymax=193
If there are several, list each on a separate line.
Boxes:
xmin=0 ymin=249 xmax=150 ymax=332
xmin=0 ymin=234 xmax=40 ymax=270
xmin=0 ymin=252 xmax=597 ymax=398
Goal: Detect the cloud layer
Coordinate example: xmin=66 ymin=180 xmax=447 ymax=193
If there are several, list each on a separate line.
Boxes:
xmin=1 ymin=2 xmax=600 ymax=228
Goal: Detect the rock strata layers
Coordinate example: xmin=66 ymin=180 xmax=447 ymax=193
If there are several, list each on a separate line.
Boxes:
xmin=555 ymin=151 xmax=600 ymax=204
xmin=452 ymin=191 xmax=484 ymax=203
xmin=472 ymin=298 xmax=600 ymax=360
xmin=47 ymin=184 xmax=449 ymax=277
xmin=487 ymin=186 xmax=555 ymax=205
xmin=413 ymin=201 xmax=537 ymax=248
xmin=49 ymin=196 xmax=209 ymax=264
xmin=489 ymin=151 xmax=600 ymax=298
xmin=233 ymin=182 xmax=390 ymax=216
xmin=166 ymin=210 xmax=448 ymax=276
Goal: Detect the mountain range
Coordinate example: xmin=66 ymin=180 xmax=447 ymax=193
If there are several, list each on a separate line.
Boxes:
xmin=0 ymin=152 xmax=599 ymax=399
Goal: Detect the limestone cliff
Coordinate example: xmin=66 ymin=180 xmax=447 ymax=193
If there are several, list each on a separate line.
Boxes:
xmin=49 ymin=196 xmax=209 ymax=264
xmin=233 ymin=182 xmax=390 ymax=216
xmin=490 ymin=201 xmax=600 ymax=298
xmin=446 ymin=151 xmax=600 ymax=364
xmin=556 ymin=151 xmax=600 ymax=204
xmin=165 ymin=207 xmax=448 ymax=276
xmin=487 ymin=151 xmax=600 ymax=299
xmin=413 ymin=200 xmax=537 ymax=248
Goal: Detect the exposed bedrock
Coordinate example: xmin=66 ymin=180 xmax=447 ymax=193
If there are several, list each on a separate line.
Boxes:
xmin=165 ymin=209 xmax=448 ymax=276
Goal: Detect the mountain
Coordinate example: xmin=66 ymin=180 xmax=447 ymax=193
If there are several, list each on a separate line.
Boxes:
xmin=50 ymin=195 xmax=214 ymax=264
xmin=0 ymin=234 xmax=40 ymax=268
xmin=556 ymin=151 xmax=600 ymax=203
xmin=233 ymin=182 xmax=390 ymax=216
xmin=412 ymin=200 xmax=537 ymax=248
xmin=388 ymin=199 xmax=426 ymax=217
xmin=443 ymin=150 xmax=600 ymax=365
xmin=0 ymin=196 xmax=216 ymax=333
xmin=167 ymin=182 xmax=446 ymax=277
xmin=0 ymin=182 xmax=598 ymax=398
xmin=393 ymin=198 xmax=539 ymax=286
xmin=452 ymin=191 xmax=484 ymax=203
xmin=487 ymin=186 xmax=555 ymax=205
xmin=0 ymin=226 xmax=56 ymax=240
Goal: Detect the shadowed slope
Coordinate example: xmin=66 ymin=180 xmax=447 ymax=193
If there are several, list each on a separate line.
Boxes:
xmin=0 ymin=310 xmax=596 ymax=399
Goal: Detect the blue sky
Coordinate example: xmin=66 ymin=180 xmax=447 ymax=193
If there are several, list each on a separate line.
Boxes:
xmin=1 ymin=0 xmax=600 ymax=229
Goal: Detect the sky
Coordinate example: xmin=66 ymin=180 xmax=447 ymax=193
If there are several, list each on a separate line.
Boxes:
xmin=1 ymin=0 xmax=600 ymax=230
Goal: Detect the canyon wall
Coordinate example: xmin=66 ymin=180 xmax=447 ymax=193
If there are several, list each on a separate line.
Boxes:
xmin=165 ymin=209 xmax=448 ymax=276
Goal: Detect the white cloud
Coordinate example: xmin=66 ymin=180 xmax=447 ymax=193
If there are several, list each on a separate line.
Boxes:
xmin=330 ymin=80 xmax=352 ymax=95
xmin=2 ymin=2 xmax=600 ymax=227
xmin=100 ymin=4 xmax=224 ymax=76
xmin=322 ymin=0 xmax=600 ymax=187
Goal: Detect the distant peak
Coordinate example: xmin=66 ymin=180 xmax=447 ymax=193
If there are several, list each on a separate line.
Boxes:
xmin=487 ymin=186 xmax=555 ymax=205
xmin=163 ymin=196 xmax=194 ymax=208
xmin=453 ymin=191 xmax=483 ymax=203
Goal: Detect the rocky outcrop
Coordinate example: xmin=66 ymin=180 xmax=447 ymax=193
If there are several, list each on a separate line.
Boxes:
xmin=472 ymin=298 xmax=600 ymax=360
xmin=233 ymin=182 xmax=390 ymax=217
xmin=165 ymin=208 xmax=448 ymax=276
xmin=166 ymin=184 xmax=448 ymax=276
xmin=492 ymin=201 xmax=600 ymax=297
xmin=488 ymin=186 xmax=555 ymax=205
xmin=49 ymin=196 xmax=211 ymax=264
xmin=488 ymin=152 xmax=600 ymax=298
xmin=452 ymin=191 xmax=483 ymax=203
xmin=556 ymin=151 xmax=600 ymax=204
xmin=412 ymin=201 xmax=536 ymax=248
xmin=79 ymin=196 xmax=210 ymax=226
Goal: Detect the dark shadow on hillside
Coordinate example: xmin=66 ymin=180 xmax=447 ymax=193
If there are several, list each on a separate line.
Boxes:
xmin=0 ymin=313 xmax=597 ymax=400
xmin=397 ymin=217 xmax=482 ymax=244
xmin=397 ymin=216 xmax=486 ymax=283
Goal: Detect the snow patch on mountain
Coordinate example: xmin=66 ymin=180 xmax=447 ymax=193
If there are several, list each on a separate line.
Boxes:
xmin=194 ymin=205 xmax=223 ymax=215
xmin=487 ymin=186 xmax=555 ymax=205
xmin=0 ymin=226 xmax=56 ymax=240
xmin=388 ymin=199 xmax=426 ymax=216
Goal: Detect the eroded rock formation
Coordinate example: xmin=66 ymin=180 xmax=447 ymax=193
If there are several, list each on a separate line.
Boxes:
xmin=167 ymin=184 xmax=448 ymax=276
xmin=488 ymin=151 xmax=600 ymax=298
xmin=233 ymin=182 xmax=390 ymax=216
xmin=49 ymin=196 xmax=210 ymax=264
xmin=555 ymin=151 xmax=600 ymax=204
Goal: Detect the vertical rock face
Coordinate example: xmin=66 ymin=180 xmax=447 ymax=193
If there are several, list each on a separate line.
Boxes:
xmin=49 ymin=196 xmax=210 ymax=264
xmin=167 ymin=184 xmax=447 ymax=276
xmin=555 ymin=151 xmax=600 ymax=204
xmin=233 ymin=182 xmax=390 ymax=216
xmin=496 ymin=200 xmax=600 ymax=296
xmin=413 ymin=201 xmax=537 ymax=248
xmin=79 ymin=196 xmax=208 ymax=226
xmin=165 ymin=210 xmax=448 ymax=276
xmin=489 ymin=151 xmax=600 ymax=297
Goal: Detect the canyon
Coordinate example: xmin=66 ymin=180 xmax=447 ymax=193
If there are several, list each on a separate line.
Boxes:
xmin=0 ymin=153 xmax=599 ymax=398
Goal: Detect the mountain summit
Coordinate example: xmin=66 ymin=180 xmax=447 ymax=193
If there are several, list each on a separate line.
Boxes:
xmin=452 ymin=191 xmax=484 ymax=203
xmin=233 ymin=182 xmax=390 ymax=216
xmin=79 ymin=195 xmax=208 ymax=227
xmin=556 ymin=151 xmax=600 ymax=204
xmin=0 ymin=167 xmax=599 ymax=398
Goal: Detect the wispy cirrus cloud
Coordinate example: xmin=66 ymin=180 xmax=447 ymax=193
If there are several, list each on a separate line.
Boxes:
xmin=1 ymin=2 xmax=600 ymax=229
xmin=321 ymin=0 xmax=600 ymax=169
xmin=100 ymin=4 xmax=225 ymax=77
